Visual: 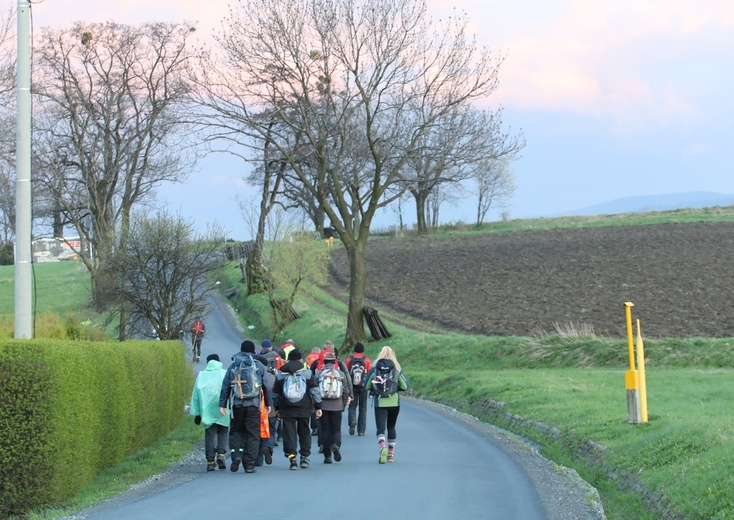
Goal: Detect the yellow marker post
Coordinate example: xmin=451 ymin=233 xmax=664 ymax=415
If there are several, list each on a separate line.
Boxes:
xmin=636 ymin=319 xmax=648 ymax=423
xmin=622 ymin=302 xmax=641 ymax=424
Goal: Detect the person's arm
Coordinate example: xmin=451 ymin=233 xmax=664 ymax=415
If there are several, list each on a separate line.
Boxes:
xmin=219 ymin=367 xmax=232 ymax=411
xmin=398 ymin=371 xmax=410 ymax=391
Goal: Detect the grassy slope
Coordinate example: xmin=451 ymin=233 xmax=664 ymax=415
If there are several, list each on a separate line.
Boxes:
xmin=261 ymin=207 xmax=734 ymax=520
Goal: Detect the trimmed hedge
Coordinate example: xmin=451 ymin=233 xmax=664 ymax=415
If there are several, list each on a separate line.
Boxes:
xmin=0 ymin=339 xmax=193 ymax=517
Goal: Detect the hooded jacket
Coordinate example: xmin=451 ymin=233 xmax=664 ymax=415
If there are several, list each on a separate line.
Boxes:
xmin=190 ymin=359 xmax=229 ymax=429
xmin=273 ymin=359 xmax=322 ymax=418
xmin=219 ymin=352 xmax=273 ymax=409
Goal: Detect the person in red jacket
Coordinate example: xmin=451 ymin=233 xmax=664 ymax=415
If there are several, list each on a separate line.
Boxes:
xmin=346 ymin=342 xmax=372 ymax=436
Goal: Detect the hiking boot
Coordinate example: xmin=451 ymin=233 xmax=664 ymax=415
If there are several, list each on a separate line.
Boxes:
xmin=230 ymin=457 xmax=241 ymax=472
xmin=324 ymin=455 xmax=332 ymax=464
xmin=288 ymin=455 xmax=298 ymax=470
xmin=300 ymin=457 xmax=310 ymax=469
xmin=216 ymin=453 xmax=226 ymax=470
xmin=311 ymin=428 xmax=318 ymax=436
xmin=263 ymin=447 xmax=273 ymax=465
xmin=207 ymin=461 xmax=216 ymax=472
xmin=358 ymin=432 xmax=365 ymax=436
xmin=379 ymin=446 xmax=388 ymax=464
xmin=245 ymin=465 xmax=256 ymax=474
xmin=349 ymin=424 xmax=355 ymax=436
xmin=331 ymin=445 xmax=342 ymax=462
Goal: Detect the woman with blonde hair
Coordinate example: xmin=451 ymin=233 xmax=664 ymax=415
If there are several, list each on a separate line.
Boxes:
xmin=365 ymin=346 xmax=409 ymax=463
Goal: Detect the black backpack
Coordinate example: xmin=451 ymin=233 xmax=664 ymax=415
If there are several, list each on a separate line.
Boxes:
xmin=348 ymin=355 xmax=366 ymax=389
xmin=371 ymin=359 xmax=399 ymax=398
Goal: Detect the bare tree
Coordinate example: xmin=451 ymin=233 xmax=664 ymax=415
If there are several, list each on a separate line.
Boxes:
xmin=109 ymin=210 xmax=228 ymax=341
xmin=0 ymin=6 xmax=15 ymax=244
xmin=191 ymin=0 xmax=515 ymax=346
xmin=475 ymin=158 xmax=516 ymax=226
xmin=31 ymin=21 xmax=198 ymax=310
xmin=402 ymin=106 xmax=523 ymax=233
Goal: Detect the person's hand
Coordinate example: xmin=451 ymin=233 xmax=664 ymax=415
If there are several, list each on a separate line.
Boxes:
xmin=194 ymin=415 xmax=201 ymax=425
xmin=315 ymin=409 xmax=323 ymax=418
xmin=346 ymin=397 xmax=353 ymax=405
xmin=265 ymin=406 xmax=271 ymax=415
xmin=220 ymin=407 xmax=228 ymax=415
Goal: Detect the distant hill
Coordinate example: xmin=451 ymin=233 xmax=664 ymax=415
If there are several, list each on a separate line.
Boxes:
xmin=561 ymin=191 xmax=734 ymax=217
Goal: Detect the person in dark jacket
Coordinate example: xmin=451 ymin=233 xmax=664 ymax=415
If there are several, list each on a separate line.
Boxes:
xmin=219 ymin=340 xmax=272 ymax=474
xmin=273 ymin=349 xmax=322 ymax=470
xmin=346 ymin=342 xmax=372 ymax=436
xmin=316 ymin=350 xmax=350 ymax=463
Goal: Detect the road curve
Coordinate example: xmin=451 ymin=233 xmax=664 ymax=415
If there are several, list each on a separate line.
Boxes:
xmin=63 ymin=294 xmax=605 ymax=520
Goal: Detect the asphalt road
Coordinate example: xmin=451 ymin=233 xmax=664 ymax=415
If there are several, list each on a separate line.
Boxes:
xmin=64 ymin=294 xmax=605 ymax=520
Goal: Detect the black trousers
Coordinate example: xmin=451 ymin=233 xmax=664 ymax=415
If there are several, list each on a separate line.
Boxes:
xmin=374 ymin=406 xmax=400 ymax=442
xmin=320 ymin=410 xmax=343 ymax=452
xmin=229 ymin=405 xmax=260 ymax=467
xmin=348 ymin=387 xmax=368 ymax=434
xmin=282 ymin=416 xmax=312 ymax=459
xmin=204 ymin=423 xmax=228 ymax=461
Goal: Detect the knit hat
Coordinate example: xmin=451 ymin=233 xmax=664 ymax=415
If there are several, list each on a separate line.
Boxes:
xmin=354 ymin=342 xmax=365 ymax=353
xmin=241 ymin=340 xmax=256 ymax=353
xmin=206 ymin=353 xmax=220 ymax=363
xmin=323 ymin=350 xmax=336 ymax=363
xmin=261 ymin=339 xmax=272 ymax=350
xmin=288 ymin=349 xmax=303 ymax=361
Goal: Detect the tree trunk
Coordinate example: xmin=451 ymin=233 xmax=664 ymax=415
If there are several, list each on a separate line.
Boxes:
xmin=246 ymin=248 xmax=267 ymax=296
xmin=343 ymin=239 xmax=368 ymax=346
xmin=414 ymin=191 xmax=428 ymax=234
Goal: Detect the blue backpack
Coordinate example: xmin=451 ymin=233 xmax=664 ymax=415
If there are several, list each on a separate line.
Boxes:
xmin=230 ymin=354 xmax=262 ymax=402
xmin=282 ymin=369 xmax=307 ymax=403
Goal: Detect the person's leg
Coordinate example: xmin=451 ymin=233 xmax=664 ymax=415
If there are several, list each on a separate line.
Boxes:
xmin=386 ymin=406 xmax=401 ymax=462
xmin=242 ymin=406 xmax=261 ymax=471
xmin=357 ymin=388 xmax=368 ymax=435
xmin=329 ymin=410 xmax=343 ymax=461
xmin=374 ymin=406 xmax=389 ymax=463
xmin=347 ymin=397 xmax=357 ymax=434
xmin=215 ymin=424 xmax=228 ymax=469
xmin=296 ymin=416 xmax=312 ymax=467
xmin=203 ymin=425 xmax=216 ymax=471
xmin=229 ymin=407 xmax=245 ymax=471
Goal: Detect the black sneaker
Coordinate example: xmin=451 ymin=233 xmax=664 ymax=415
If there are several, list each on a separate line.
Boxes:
xmin=300 ymin=457 xmax=310 ymax=469
xmin=349 ymin=425 xmax=355 ymax=436
xmin=289 ymin=455 xmax=298 ymax=470
xmin=324 ymin=456 xmax=332 ymax=464
xmin=245 ymin=465 xmax=256 ymax=474
xmin=264 ymin=447 xmax=273 ymax=465
xmin=311 ymin=429 xmax=318 ymax=436
xmin=206 ymin=461 xmax=215 ymax=472
xmin=216 ymin=453 xmax=226 ymax=470
xmin=230 ymin=457 xmax=241 ymax=472
xmin=331 ymin=445 xmax=342 ymax=462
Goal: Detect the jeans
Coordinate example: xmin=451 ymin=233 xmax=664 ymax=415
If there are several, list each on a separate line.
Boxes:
xmin=204 ymin=423 xmax=228 ymax=461
xmin=348 ymin=386 xmax=368 ymax=434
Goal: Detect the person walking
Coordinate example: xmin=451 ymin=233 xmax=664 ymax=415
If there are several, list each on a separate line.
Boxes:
xmin=190 ymin=318 xmax=206 ymax=362
xmin=189 ymin=353 xmax=229 ymax=471
xmin=219 ymin=340 xmax=272 ymax=474
xmin=309 ymin=340 xmax=353 ymax=452
xmin=365 ymin=346 xmax=409 ymax=464
xmin=345 ymin=342 xmax=372 ymax=436
xmin=315 ymin=350 xmax=351 ymax=463
xmin=273 ymin=349 xmax=322 ymax=470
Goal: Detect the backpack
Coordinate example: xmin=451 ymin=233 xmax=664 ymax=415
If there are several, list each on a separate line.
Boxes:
xmin=264 ymin=354 xmax=278 ymax=375
xmin=230 ymin=354 xmax=261 ymax=401
xmin=318 ymin=365 xmax=344 ymax=400
xmin=282 ymin=369 xmax=307 ymax=403
xmin=192 ymin=320 xmax=204 ymax=334
xmin=371 ymin=359 xmax=399 ymax=398
xmin=348 ymin=356 xmax=366 ymax=389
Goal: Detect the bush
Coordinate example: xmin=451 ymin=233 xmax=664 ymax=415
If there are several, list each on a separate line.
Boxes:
xmin=0 ymin=242 xmax=13 ymax=265
xmin=0 ymin=339 xmax=192 ymax=517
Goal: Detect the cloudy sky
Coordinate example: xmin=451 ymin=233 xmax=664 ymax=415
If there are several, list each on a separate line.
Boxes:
xmin=27 ymin=0 xmax=734 ymax=239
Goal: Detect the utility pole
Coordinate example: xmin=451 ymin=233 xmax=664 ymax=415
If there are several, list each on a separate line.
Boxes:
xmin=14 ymin=0 xmax=32 ymax=338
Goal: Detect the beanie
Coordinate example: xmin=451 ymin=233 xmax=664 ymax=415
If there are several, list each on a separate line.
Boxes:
xmin=288 ymin=349 xmax=303 ymax=361
xmin=261 ymin=339 xmax=272 ymax=350
xmin=323 ymin=350 xmax=336 ymax=363
xmin=241 ymin=340 xmax=256 ymax=353
xmin=354 ymin=342 xmax=364 ymax=353
xmin=206 ymin=353 xmax=220 ymax=363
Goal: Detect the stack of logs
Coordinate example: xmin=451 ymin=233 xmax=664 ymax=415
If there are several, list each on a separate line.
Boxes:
xmin=363 ymin=306 xmax=391 ymax=340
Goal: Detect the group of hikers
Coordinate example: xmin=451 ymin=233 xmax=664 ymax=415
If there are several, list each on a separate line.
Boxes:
xmin=189 ymin=337 xmax=409 ymax=473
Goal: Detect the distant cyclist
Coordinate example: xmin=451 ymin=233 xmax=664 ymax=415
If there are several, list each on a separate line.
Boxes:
xmin=191 ymin=318 xmax=206 ymax=362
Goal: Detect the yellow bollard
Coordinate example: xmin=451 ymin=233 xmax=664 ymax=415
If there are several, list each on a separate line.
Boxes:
xmin=636 ymin=319 xmax=648 ymax=423
xmin=622 ymin=302 xmax=641 ymax=424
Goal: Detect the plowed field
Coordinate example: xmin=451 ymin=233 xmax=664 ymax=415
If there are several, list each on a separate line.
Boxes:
xmin=328 ymin=222 xmax=734 ymax=338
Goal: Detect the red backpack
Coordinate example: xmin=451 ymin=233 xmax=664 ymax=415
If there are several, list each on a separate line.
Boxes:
xmin=192 ymin=320 xmax=204 ymax=334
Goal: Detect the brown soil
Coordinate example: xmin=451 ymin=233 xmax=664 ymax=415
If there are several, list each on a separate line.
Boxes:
xmin=328 ymin=222 xmax=734 ymax=338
